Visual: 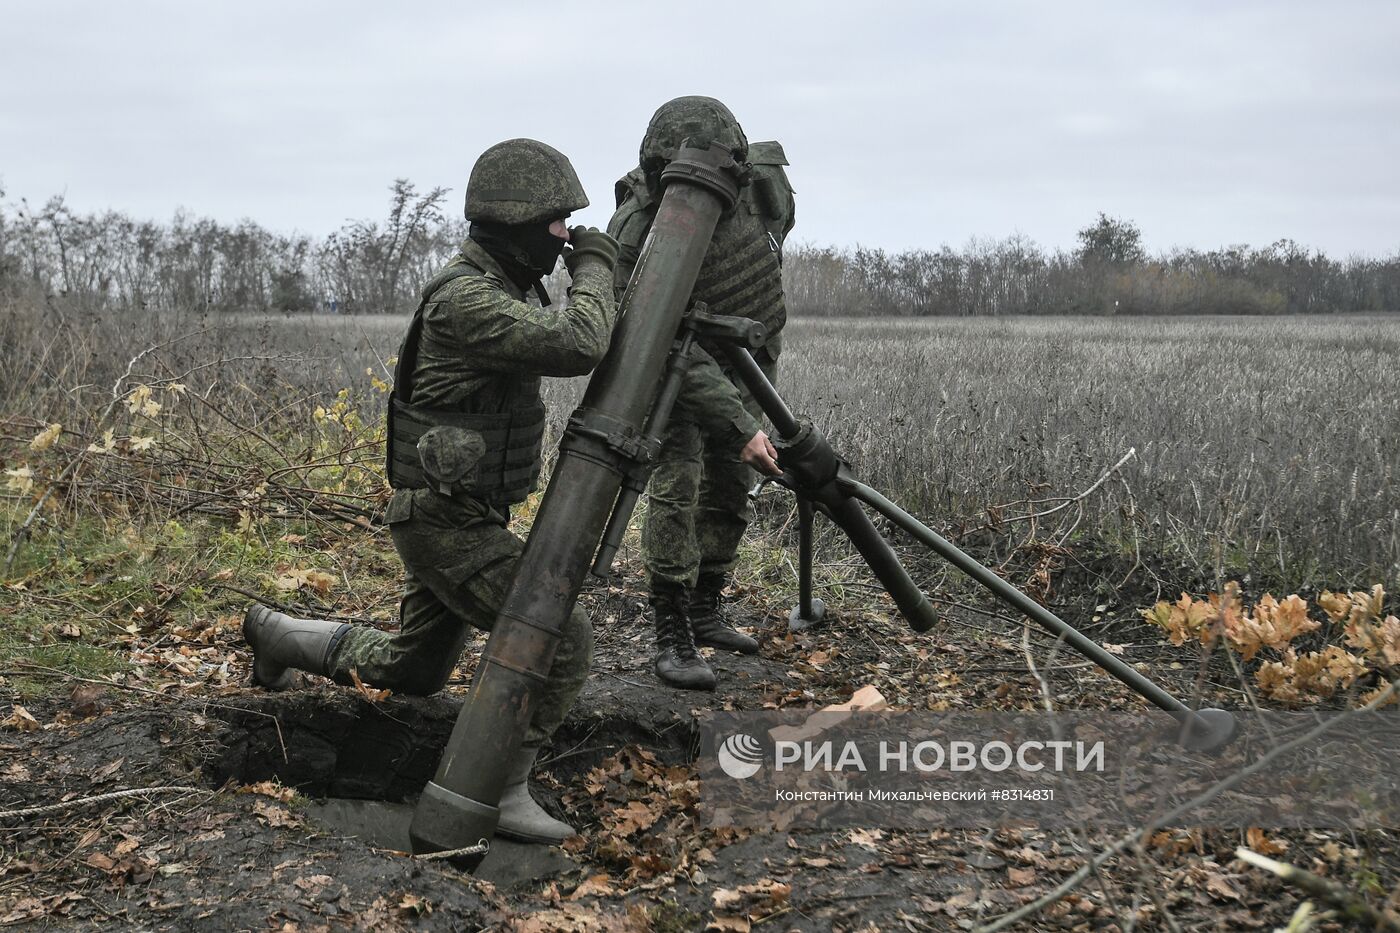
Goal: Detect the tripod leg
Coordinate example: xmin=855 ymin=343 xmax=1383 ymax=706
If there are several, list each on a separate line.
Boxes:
xmin=789 ymin=496 xmax=826 ymax=632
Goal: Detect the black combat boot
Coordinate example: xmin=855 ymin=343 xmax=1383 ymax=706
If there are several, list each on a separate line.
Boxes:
xmin=243 ymin=604 xmax=350 ymax=690
xmin=690 ymin=572 xmax=760 ymax=655
xmin=650 ymin=582 xmax=716 ymax=691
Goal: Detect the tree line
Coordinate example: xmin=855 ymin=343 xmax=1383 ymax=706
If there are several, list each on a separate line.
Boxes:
xmin=2 ymin=181 xmax=1397 ymax=316
xmin=785 ymin=215 xmax=1400 ymax=316
xmin=0 ymin=180 xmax=460 ymax=315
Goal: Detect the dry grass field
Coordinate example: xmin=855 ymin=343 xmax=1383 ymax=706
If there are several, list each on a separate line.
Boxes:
xmin=9 ymin=306 xmax=1392 ymax=592
xmin=778 ymin=315 xmax=1399 ymax=593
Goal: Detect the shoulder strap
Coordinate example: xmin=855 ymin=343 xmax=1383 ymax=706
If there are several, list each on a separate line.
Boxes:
xmin=613 ymin=168 xmax=653 ymax=210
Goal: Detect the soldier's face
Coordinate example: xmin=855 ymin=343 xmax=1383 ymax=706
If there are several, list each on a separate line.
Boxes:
xmin=548 ymin=218 xmax=570 ymax=241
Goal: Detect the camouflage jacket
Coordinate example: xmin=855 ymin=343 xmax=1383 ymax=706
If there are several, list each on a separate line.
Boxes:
xmin=408 ymin=238 xmax=616 ymax=409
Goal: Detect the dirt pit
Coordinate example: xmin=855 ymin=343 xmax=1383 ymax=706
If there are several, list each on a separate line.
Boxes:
xmin=200 ymin=672 xmax=710 ymax=893
xmin=2 ymin=601 xmax=1327 ymax=930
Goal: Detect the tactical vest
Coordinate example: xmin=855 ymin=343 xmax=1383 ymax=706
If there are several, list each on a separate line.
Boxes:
xmin=611 ymin=142 xmax=790 ymax=350
xmin=689 ymin=210 xmax=786 ymax=351
xmin=385 ymin=263 xmax=546 ymax=505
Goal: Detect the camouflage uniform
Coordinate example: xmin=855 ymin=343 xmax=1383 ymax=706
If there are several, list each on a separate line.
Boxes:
xmin=607 ymin=143 xmax=795 ymax=592
xmin=328 ymin=238 xmax=615 ymax=746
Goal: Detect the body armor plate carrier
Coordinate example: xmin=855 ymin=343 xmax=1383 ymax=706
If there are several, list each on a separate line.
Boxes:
xmin=386 ymin=265 xmax=546 ymax=505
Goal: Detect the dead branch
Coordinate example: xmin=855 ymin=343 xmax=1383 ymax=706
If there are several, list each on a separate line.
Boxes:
xmin=5 ymin=333 xmax=211 ymax=574
xmin=0 ymin=786 xmax=209 ymax=822
xmin=1235 ymin=847 xmax=1400 ymax=932
xmin=995 ymin=447 xmax=1137 ymax=526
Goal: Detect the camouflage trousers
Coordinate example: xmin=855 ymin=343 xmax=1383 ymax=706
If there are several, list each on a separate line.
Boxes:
xmin=642 ymin=356 xmax=776 ymax=588
xmin=327 ymin=488 xmax=592 ymax=747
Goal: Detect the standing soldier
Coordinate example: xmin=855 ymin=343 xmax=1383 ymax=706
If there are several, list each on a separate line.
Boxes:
xmin=242 ymin=138 xmax=621 ymax=844
xmin=608 ymin=97 xmax=795 ymax=691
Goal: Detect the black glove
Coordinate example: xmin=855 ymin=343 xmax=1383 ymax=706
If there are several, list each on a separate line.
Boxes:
xmin=563 ymin=226 xmax=620 ymax=274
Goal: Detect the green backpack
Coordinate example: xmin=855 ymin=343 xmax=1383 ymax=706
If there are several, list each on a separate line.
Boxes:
xmin=745 ymin=140 xmax=796 ymax=251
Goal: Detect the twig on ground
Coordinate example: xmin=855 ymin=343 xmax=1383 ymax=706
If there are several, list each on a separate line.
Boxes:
xmin=212 ymin=583 xmax=380 ymax=624
xmin=0 ymin=786 xmax=208 ymax=821
xmin=1236 ymin=847 xmax=1400 ymax=932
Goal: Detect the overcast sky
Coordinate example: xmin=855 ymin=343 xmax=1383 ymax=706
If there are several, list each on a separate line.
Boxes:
xmin=3 ymin=1 xmax=1397 ymax=257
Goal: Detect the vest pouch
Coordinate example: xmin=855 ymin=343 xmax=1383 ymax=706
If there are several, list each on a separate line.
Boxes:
xmin=384 ymin=490 xmax=415 ymax=525
xmin=417 ymin=425 xmax=487 ymax=497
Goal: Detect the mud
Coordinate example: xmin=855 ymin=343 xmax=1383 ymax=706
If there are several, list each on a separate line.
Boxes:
xmin=1 ymin=584 xmax=1371 ymax=931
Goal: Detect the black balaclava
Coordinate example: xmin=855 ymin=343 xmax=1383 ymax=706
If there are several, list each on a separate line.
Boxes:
xmin=469 ymin=220 xmax=566 ymax=299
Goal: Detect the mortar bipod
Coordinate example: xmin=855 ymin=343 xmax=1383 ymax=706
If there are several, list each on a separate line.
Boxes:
xmin=713 ymin=340 xmax=1237 ymax=754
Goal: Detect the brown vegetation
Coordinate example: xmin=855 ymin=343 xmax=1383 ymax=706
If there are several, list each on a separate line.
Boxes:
xmin=5 ymin=185 xmax=1399 ymax=320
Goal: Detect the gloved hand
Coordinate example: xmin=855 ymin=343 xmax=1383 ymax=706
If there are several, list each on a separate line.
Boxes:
xmin=563 ymin=225 xmax=620 ymax=274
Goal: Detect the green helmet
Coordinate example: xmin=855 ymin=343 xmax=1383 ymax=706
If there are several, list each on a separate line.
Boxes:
xmin=639 ymin=96 xmax=749 ymax=172
xmin=465 ymin=138 xmax=588 ymax=225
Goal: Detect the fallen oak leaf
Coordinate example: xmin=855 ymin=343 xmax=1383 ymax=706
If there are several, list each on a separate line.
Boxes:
xmin=85 ymin=853 xmax=117 ymax=872
xmin=847 ymin=828 xmax=884 ymax=849
xmin=28 ymin=423 xmax=62 ymax=452
xmin=567 ymin=873 xmax=615 ymax=900
xmin=1007 ymin=866 xmax=1037 ymax=886
xmin=238 ymin=780 xmax=297 ymax=803
xmin=294 ymin=874 xmax=334 ymax=891
xmin=713 ymin=880 xmax=792 ymax=913
xmin=1 ymin=705 xmax=41 ymax=732
xmin=350 ymin=668 xmax=391 ymax=703
xmin=395 ymin=892 xmax=432 ymax=916
xmin=609 ymin=799 xmax=660 ymax=836
xmin=1245 ymin=827 xmax=1289 ymax=857
xmin=252 ymin=798 xmax=302 ymax=828
xmin=301 ymin=570 xmax=336 ymax=596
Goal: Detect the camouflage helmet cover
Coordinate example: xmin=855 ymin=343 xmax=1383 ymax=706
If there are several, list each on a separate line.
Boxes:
xmin=466 ymin=138 xmax=589 ymax=225
xmin=639 ymin=96 xmax=749 ymax=170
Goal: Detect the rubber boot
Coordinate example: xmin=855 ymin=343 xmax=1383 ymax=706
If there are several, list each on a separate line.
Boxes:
xmin=243 ymin=604 xmax=350 ymax=691
xmin=690 ymin=572 xmax=759 ymax=655
xmin=495 ymin=745 xmax=576 ymax=844
xmin=651 ymin=581 xmax=717 ymax=691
